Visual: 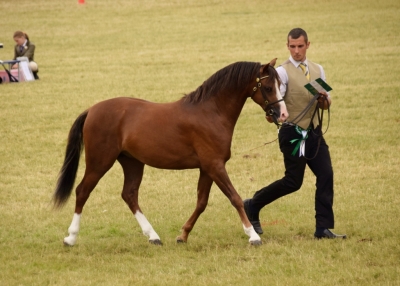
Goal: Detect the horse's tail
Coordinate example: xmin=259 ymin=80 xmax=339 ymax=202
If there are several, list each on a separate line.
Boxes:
xmin=53 ymin=110 xmax=88 ymax=209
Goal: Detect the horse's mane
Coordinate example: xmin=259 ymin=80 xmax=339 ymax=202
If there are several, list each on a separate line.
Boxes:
xmin=183 ymin=62 xmax=263 ymax=104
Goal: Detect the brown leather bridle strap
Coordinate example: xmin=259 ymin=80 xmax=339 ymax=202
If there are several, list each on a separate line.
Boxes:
xmin=251 ymin=73 xmax=284 ymax=127
xmin=250 ymin=75 xmax=269 ymax=99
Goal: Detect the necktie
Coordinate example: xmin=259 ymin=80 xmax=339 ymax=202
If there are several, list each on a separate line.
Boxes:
xmin=19 ymin=46 xmax=24 ymax=53
xmin=299 ymin=63 xmax=310 ymax=81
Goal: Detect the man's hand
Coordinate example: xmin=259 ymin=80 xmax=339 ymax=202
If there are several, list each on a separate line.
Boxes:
xmin=317 ymin=91 xmax=331 ymax=110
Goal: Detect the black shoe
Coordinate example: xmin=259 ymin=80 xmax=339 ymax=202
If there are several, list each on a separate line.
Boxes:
xmin=243 ymin=199 xmax=263 ymax=234
xmin=33 ymin=71 xmax=39 ymax=80
xmin=314 ymin=229 xmax=346 ymax=239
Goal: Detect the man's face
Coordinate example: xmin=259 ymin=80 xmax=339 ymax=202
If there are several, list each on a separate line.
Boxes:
xmin=287 ymin=35 xmax=310 ymax=62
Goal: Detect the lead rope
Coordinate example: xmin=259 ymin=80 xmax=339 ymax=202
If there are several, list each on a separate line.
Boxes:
xmin=245 ymin=95 xmax=330 ymax=154
xmin=302 ymin=95 xmax=330 ymax=160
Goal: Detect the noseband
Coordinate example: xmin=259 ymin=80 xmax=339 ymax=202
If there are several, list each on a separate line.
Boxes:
xmin=251 ymin=74 xmax=284 ymax=123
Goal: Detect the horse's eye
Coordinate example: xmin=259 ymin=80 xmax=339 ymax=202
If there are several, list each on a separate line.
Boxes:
xmin=265 ymin=87 xmax=272 ymax=92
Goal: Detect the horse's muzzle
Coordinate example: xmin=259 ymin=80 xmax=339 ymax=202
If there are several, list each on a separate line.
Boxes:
xmin=266 ymin=106 xmax=280 ymax=125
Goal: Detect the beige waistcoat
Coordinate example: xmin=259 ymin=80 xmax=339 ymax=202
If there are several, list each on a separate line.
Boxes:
xmin=281 ymin=60 xmax=321 ymax=130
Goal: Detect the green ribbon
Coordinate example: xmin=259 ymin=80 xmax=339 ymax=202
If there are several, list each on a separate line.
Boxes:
xmin=290 ymin=138 xmax=303 ymax=156
xmin=290 ymin=127 xmax=309 ymax=156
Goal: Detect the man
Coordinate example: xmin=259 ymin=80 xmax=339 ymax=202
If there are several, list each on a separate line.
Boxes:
xmin=244 ymin=28 xmax=346 ymax=239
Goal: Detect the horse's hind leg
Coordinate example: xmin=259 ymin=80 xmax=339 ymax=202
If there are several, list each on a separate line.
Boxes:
xmin=64 ymin=149 xmax=118 ymax=246
xmin=118 ymin=155 xmax=162 ymax=245
xmin=177 ymin=169 xmax=213 ymax=243
xmin=64 ymin=170 xmax=109 ymax=246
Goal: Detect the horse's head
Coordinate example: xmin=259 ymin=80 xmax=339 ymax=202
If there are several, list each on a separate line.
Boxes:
xmin=251 ymin=59 xmax=289 ymax=125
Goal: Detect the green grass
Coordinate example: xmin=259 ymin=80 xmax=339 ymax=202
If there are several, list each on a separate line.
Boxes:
xmin=1 ymin=0 xmax=400 ymax=285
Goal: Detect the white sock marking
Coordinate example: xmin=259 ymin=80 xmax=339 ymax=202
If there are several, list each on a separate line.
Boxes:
xmin=64 ymin=213 xmax=81 ymax=246
xmin=135 ymin=211 xmax=161 ymax=241
xmin=243 ymin=224 xmax=261 ymax=243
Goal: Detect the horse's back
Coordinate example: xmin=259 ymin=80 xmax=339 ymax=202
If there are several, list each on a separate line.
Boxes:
xmin=84 ymin=97 xmax=202 ymax=169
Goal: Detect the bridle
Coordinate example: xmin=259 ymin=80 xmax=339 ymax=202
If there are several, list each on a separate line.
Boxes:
xmin=247 ymin=68 xmax=331 ymax=158
xmin=251 ymin=73 xmax=284 ymax=126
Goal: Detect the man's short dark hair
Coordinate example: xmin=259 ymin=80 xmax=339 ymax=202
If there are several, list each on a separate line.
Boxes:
xmin=287 ymin=28 xmax=308 ymax=43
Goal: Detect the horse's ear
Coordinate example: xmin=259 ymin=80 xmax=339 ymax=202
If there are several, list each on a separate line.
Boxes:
xmin=261 ymin=58 xmax=278 ymax=74
xmin=269 ymin=58 xmax=277 ymax=67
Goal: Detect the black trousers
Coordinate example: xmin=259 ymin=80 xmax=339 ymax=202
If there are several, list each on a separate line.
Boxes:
xmin=252 ymin=125 xmax=334 ymax=228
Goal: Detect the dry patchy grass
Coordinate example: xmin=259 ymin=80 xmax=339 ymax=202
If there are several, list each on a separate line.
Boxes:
xmin=1 ymin=0 xmax=399 ymax=285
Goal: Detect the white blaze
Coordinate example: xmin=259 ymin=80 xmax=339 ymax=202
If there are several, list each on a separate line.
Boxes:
xmin=275 ymin=80 xmax=288 ymax=122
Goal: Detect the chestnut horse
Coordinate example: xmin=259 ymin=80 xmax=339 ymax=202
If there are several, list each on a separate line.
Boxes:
xmin=53 ymin=59 xmax=288 ymax=246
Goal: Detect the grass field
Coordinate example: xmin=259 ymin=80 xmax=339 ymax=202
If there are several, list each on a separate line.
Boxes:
xmin=1 ymin=0 xmax=399 ymax=285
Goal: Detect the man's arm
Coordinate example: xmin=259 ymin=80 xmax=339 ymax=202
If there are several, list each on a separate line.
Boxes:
xmin=318 ymin=65 xmax=331 ymax=110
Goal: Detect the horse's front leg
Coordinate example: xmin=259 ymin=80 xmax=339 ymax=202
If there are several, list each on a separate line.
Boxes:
xmin=177 ymin=169 xmax=213 ymax=243
xmin=134 ymin=211 xmax=162 ymax=245
xmin=208 ymin=163 xmax=262 ymax=245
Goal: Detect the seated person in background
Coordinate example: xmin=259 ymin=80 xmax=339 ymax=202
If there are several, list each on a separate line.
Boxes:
xmin=12 ymin=31 xmax=39 ymax=80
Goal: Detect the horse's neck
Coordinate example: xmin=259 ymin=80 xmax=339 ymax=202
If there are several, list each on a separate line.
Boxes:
xmin=212 ymin=91 xmax=248 ymax=127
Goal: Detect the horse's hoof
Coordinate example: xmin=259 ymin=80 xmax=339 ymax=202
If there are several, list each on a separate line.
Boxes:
xmin=176 ymin=237 xmax=186 ymax=243
xmin=63 ymin=237 xmax=75 ymax=246
xmin=149 ymin=239 xmax=163 ymax=246
xmin=63 ymin=240 xmax=74 ymax=247
xmin=250 ymin=240 xmax=262 ymax=246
